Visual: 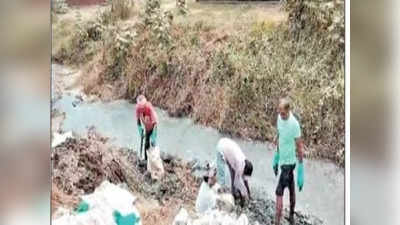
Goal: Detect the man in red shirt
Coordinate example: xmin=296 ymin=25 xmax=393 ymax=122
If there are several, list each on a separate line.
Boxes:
xmin=135 ymin=95 xmax=158 ymax=161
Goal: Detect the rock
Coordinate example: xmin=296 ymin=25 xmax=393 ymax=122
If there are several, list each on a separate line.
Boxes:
xmin=160 ymin=151 xmax=174 ymax=163
xmin=173 ymin=208 xmax=189 ymax=225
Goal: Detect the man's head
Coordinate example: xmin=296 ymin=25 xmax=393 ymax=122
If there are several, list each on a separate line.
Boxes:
xmin=278 ymin=97 xmax=291 ymax=120
xmin=244 ymin=159 xmax=253 ymax=177
xmin=136 ymin=95 xmax=147 ymax=105
xmin=203 ymin=166 xmax=217 ymax=186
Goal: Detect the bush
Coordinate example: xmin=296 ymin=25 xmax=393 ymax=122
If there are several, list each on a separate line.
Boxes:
xmin=52 ymin=0 xmax=69 ymax=14
xmin=140 ymin=0 xmax=173 ymax=49
xmin=52 ymin=15 xmax=104 ymax=65
xmin=111 ymin=0 xmax=134 ymax=20
xmin=176 ymin=0 xmax=188 ymax=15
xmin=102 ymin=25 xmax=137 ymax=80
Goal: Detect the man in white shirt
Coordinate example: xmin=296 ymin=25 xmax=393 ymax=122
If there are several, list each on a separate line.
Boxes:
xmin=216 ymin=137 xmax=253 ymax=205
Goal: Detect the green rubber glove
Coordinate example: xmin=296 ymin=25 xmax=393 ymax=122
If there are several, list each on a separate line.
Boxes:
xmin=272 ymin=152 xmax=279 ymax=176
xmin=297 ymin=162 xmax=304 ymax=191
xmin=137 ymin=124 xmax=144 ymax=138
xmin=75 ymin=200 xmax=89 ymax=213
xmin=113 ymin=210 xmax=140 ymax=225
xmin=150 ymin=126 xmax=157 ymax=146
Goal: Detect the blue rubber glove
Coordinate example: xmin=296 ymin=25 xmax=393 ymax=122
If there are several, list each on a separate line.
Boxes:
xmin=297 ymin=161 xmax=304 ymax=191
xmin=272 ymin=151 xmax=279 ymax=176
xmin=150 ymin=126 xmax=157 ymax=146
xmin=137 ymin=124 xmax=144 ymax=138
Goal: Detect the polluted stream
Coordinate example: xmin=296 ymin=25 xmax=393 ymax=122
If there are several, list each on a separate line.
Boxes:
xmin=52 ymin=64 xmax=344 ymax=225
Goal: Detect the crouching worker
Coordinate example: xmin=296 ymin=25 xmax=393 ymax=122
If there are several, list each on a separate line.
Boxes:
xmin=273 ymin=97 xmax=304 ymax=225
xmin=216 ymin=137 xmax=253 ymax=206
xmin=135 ymin=95 xmax=158 ymax=161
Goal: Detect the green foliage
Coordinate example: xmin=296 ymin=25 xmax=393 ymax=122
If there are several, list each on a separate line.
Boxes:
xmin=112 ymin=0 xmax=134 ymax=20
xmin=52 ymin=0 xmax=68 ymax=14
xmin=210 ymin=48 xmax=236 ymax=85
xmin=249 ymin=21 xmax=276 ymax=38
xmin=53 ymin=14 xmax=105 ymax=65
xmin=103 ymin=24 xmax=137 ymax=80
xmin=140 ymin=0 xmax=173 ymax=49
xmin=176 ymin=0 xmax=188 ymax=15
xmin=96 ymin=0 xmax=134 ymax=26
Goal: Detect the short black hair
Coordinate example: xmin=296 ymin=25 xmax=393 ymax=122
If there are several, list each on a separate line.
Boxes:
xmin=244 ymin=159 xmax=253 ymax=176
xmin=279 ymin=97 xmax=291 ymax=111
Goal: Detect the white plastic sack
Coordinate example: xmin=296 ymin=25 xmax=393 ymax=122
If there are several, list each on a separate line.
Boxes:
xmin=237 ymin=214 xmax=249 ymax=225
xmin=173 ymin=208 xmax=189 ymax=225
xmin=195 ymin=182 xmax=217 ymax=214
xmin=211 ymin=182 xmax=221 ymax=193
xmin=52 ymin=131 xmax=73 ymax=148
xmin=147 ymin=146 xmax=165 ymax=180
xmin=53 ymin=181 xmax=141 ymax=225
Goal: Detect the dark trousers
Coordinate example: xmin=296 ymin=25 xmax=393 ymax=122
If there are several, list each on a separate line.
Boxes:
xmin=144 ymin=128 xmax=154 ymax=161
xmin=276 ymin=164 xmax=296 ymax=214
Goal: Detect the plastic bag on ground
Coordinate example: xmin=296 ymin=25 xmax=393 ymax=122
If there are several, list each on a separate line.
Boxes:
xmin=53 ymin=181 xmax=141 ymax=225
xmin=52 ymin=131 xmax=73 ymax=148
xmin=147 ymin=146 xmax=165 ymax=180
xmin=195 ymin=182 xmax=217 ymax=214
xmin=237 ymin=214 xmax=249 ymax=225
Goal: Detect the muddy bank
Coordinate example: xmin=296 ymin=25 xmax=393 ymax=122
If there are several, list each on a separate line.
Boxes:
xmin=51 ymin=128 xmax=323 ymax=224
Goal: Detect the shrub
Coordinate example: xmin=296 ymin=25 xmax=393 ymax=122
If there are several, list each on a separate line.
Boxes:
xmin=111 ymin=0 xmax=134 ymax=20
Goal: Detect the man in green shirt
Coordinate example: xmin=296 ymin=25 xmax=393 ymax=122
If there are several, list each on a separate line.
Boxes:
xmin=272 ymin=98 xmax=304 ymax=225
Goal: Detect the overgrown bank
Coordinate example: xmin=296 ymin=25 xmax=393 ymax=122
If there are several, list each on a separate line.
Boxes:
xmin=52 ymin=0 xmax=344 ymax=166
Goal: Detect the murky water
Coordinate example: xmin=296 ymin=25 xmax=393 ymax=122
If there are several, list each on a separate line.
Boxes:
xmin=52 ymin=65 xmax=344 ymax=225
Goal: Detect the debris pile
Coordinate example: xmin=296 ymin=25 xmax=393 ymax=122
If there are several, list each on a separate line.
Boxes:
xmin=52 ymin=127 xmax=126 ymax=196
xmin=51 ymin=128 xmax=324 ymax=224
